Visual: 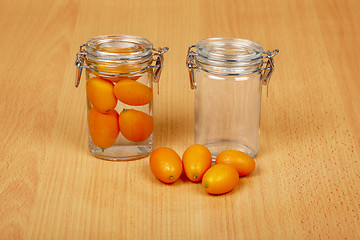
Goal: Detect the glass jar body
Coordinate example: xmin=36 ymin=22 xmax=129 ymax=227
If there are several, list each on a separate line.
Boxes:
xmin=79 ymin=35 xmax=162 ymax=161
xmin=194 ymin=70 xmax=262 ymax=158
xmin=186 ymin=38 xmax=276 ymax=159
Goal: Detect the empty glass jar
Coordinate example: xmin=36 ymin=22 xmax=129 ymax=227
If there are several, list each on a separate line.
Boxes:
xmin=186 ymin=38 xmax=278 ymax=158
xmin=75 ymin=35 xmax=168 ymax=160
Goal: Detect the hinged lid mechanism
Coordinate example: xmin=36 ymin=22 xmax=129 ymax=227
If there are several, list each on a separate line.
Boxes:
xmin=75 ymin=35 xmax=168 ymax=87
xmin=186 ymin=38 xmax=278 ymax=90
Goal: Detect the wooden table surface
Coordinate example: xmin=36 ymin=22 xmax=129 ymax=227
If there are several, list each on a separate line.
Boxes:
xmin=1 ymin=0 xmax=360 ymax=239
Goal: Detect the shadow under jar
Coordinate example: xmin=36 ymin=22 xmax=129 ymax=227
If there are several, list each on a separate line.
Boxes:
xmin=187 ymin=38 xmax=278 ymax=158
xmin=75 ymin=35 xmax=168 ymax=160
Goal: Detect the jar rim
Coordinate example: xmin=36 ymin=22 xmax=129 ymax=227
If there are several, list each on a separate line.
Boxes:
xmin=195 ymin=38 xmax=264 ymax=66
xmin=85 ymin=35 xmax=153 ymax=61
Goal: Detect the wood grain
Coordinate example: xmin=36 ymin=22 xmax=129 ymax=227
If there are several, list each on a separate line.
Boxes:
xmin=1 ymin=0 xmax=359 ymax=239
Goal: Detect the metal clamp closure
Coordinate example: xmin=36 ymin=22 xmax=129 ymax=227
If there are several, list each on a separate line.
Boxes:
xmin=152 ymin=47 xmax=169 ymax=83
xmin=260 ymin=49 xmax=279 ymax=87
xmin=75 ymin=44 xmax=86 ymax=87
xmin=74 ymin=45 xmax=169 ymax=88
xmin=186 ymin=45 xmax=197 ymax=89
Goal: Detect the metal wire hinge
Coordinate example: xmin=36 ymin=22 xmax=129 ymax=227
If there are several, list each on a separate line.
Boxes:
xmin=75 ymin=44 xmax=86 ymax=87
xmin=261 ymin=49 xmax=279 ymax=95
xmin=186 ymin=45 xmax=197 ymax=89
xmin=152 ymin=47 xmax=169 ymax=83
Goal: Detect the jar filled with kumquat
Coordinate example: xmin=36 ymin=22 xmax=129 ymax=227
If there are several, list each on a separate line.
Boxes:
xmin=75 ymin=35 xmax=168 ymax=160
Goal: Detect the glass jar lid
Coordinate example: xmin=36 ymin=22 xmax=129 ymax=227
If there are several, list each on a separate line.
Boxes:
xmin=85 ymin=35 xmax=153 ymax=62
xmin=195 ymin=38 xmax=264 ymax=71
xmin=75 ymin=36 xmax=169 ymax=87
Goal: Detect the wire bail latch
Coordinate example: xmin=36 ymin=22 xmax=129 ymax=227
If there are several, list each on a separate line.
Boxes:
xmin=152 ymin=47 xmax=169 ymax=83
xmin=186 ymin=45 xmax=197 ymax=89
xmin=260 ymin=49 xmax=279 ymax=87
xmin=75 ymin=44 xmax=86 ymax=87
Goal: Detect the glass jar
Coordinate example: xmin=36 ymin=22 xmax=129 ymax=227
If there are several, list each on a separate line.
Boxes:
xmin=75 ymin=35 xmax=168 ymax=160
xmin=186 ymin=38 xmax=278 ymax=158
